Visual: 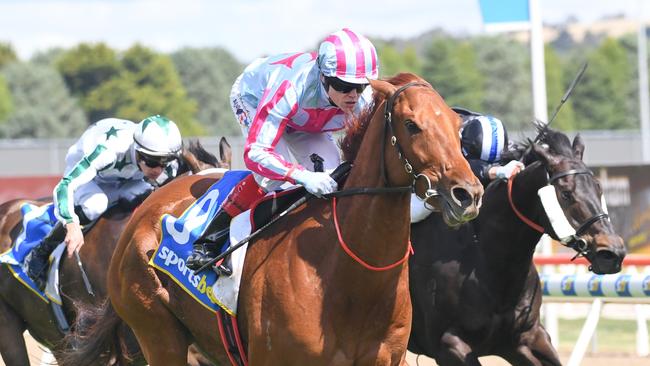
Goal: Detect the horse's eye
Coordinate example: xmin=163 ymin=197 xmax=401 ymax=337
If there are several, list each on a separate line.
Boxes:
xmin=560 ymin=191 xmax=572 ymax=201
xmin=405 ymin=120 xmax=421 ymax=135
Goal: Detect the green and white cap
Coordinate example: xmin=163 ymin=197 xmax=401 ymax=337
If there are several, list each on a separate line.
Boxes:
xmin=134 ymin=115 xmax=182 ymax=157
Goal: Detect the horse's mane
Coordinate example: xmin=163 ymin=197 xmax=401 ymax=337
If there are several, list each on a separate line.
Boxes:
xmin=501 ymin=120 xmax=576 ymax=165
xmin=339 ymin=73 xmax=428 ymax=163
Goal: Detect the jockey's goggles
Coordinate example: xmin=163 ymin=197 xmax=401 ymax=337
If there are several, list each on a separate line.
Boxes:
xmin=137 ymin=151 xmax=175 ymax=168
xmin=324 ymin=76 xmax=368 ymax=94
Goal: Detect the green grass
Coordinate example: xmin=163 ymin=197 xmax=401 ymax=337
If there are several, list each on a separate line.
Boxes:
xmin=556 ymin=318 xmax=643 ymax=354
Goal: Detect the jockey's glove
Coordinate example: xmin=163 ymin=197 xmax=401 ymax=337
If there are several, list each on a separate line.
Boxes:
xmin=495 ymin=160 xmax=525 ymax=180
xmin=292 ymin=169 xmax=338 ymax=197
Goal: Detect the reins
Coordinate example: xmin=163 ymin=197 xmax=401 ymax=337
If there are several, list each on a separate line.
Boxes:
xmin=332 ymin=197 xmax=413 ymax=271
xmin=507 ymin=176 xmax=544 ymax=233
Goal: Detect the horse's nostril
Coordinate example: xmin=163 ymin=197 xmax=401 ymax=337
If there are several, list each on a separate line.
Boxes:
xmin=596 ymin=250 xmax=618 ymax=262
xmin=451 ymin=187 xmax=472 ymax=207
xmin=593 ymin=249 xmax=622 ymax=274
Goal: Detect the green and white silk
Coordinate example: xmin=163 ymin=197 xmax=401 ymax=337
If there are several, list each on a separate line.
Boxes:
xmin=53 ymin=118 xmax=177 ymax=224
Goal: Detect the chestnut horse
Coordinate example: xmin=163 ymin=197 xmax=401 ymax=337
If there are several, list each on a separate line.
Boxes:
xmin=0 ymin=139 xmax=229 ymax=366
xmin=407 ymin=125 xmax=626 ymax=365
xmin=60 ymin=73 xmax=483 ymax=366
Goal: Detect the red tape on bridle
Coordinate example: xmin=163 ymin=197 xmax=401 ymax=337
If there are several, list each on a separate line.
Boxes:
xmin=332 ymin=197 xmax=413 ymax=271
xmin=507 ymin=175 xmax=545 ymax=233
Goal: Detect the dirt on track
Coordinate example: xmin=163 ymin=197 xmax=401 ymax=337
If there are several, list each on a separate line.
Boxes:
xmin=405 ymin=351 xmax=650 ymax=366
xmin=3 ymin=333 xmax=649 ymax=366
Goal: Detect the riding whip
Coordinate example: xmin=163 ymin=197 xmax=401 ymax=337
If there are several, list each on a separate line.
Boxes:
xmin=194 ymin=162 xmax=352 ymax=274
xmin=74 ymin=249 xmax=95 ymax=297
xmin=534 ymin=61 xmax=588 ymax=142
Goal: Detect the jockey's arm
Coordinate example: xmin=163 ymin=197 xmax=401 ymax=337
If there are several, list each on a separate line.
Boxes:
xmin=53 ymin=145 xmax=116 ymax=256
xmin=243 ymin=85 xmax=302 ymax=183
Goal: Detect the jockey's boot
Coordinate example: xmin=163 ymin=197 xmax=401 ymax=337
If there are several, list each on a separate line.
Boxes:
xmin=26 ymin=221 xmax=67 ymax=290
xmin=186 ymin=174 xmax=266 ymax=274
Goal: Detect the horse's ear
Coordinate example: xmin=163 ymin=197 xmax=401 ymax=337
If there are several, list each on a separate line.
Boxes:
xmin=368 ymin=78 xmax=397 ymax=100
xmin=572 ymin=133 xmax=585 ymax=161
xmin=532 ymin=143 xmax=560 ymax=167
xmin=219 ymin=137 xmax=232 ymax=169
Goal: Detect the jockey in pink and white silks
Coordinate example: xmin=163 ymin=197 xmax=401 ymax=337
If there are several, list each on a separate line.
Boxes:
xmin=27 ymin=115 xmax=182 ymax=290
xmin=186 ymin=28 xmax=379 ymax=272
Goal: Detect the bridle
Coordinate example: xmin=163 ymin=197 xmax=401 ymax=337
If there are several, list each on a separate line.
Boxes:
xmin=328 ymin=81 xmax=435 ymax=199
xmin=508 ymin=164 xmax=610 ymax=259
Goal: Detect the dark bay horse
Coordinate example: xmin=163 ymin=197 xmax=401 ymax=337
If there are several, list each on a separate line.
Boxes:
xmin=408 ymin=125 xmax=626 ymax=366
xmin=61 ymin=73 xmax=484 ymax=366
xmin=0 ymin=139 xmax=229 ymax=366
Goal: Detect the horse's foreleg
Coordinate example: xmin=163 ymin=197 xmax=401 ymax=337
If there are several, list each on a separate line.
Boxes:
xmin=0 ymin=299 xmax=29 ymax=366
xmin=436 ymin=331 xmax=481 ymax=366
xmin=503 ymin=326 xmax=561 ymax=366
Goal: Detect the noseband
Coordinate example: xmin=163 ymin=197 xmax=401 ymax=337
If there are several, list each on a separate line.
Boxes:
xmin=509 ymin=166 xmax=610 ymax=258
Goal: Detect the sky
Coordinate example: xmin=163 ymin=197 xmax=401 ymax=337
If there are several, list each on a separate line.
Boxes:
xmin=0 ymin=0 xmax=644 ymax=63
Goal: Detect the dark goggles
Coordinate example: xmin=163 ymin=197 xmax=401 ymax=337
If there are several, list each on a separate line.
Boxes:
xmin=137 ymin=151 xmax=175 ymax=168
xmin=324 ymin=76 xmax=368 ymax=94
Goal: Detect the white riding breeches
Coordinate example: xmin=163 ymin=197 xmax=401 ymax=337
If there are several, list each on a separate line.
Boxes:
xmin=73 ymin=179 xmax=153 ymax=221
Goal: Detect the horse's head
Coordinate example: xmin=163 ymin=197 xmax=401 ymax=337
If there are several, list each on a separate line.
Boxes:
xmin=178 ymin=137 xmax=231 ymax=175
xmin=530 ymin=126 xmax=625 ymax=274
xmin=367 ymin=74 xmax=483 ymax=226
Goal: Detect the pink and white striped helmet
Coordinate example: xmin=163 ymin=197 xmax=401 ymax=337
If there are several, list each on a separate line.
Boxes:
xmin=318 ymin=28 xmax=379 ymax=84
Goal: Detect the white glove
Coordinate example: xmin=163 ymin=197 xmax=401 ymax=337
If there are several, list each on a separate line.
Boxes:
xmin=495 ymin=160 xmax=525 ymax=180
xmin=292 ymin=169 xmax=338 ymax=197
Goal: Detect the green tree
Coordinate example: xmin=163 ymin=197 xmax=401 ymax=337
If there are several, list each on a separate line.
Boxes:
xmin=0 ymin=62 xmax=87 ymax=138
xmin=84 ymin=44 xmax=203 ymax=136
xmin=571 ymin=38 xmax=636 ymax=130
xmin=0 ymin=75 xmax=12 ymax=122
xmin=473 ymin=36 xmax=532 ymax=131
xmin=31 ymin=48 xmax=66 ymax=67
xmin=375 ymin=42 xmax=422 ymax=77
xmin=545 ymin=45 xmax=577 ymax=131
xmin=0 ymin=42 xmax=17 ymax=69
xmin=171 ymin=47 xmax=242 ymax=136
xmin=57 ymin=43 xmax=122 ymax=97
xmin=421 ymin=37 xmax=484 ymax=110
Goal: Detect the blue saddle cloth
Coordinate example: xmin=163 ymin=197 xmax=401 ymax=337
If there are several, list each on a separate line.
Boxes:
xmin=150 ymin=170 xmax=251 ymax=313
xmin=0 ymin=202 xmax=56 ymax=302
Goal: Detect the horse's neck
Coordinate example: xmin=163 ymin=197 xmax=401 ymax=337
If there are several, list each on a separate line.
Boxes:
xmin=481 ymin=165 xmax=548 ymax=292
xmin=335 ymin=114 xmax=411 ymax=276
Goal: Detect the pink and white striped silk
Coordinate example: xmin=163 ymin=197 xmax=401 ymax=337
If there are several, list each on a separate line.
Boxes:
xmin=318 ymin=28 xmax=378 ymax=84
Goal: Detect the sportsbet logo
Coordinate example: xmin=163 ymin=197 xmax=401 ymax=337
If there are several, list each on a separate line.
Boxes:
xmin=157 ymin=246 xmax=213 ymax=300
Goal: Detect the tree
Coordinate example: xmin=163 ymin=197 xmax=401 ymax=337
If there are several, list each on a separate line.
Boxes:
xmin=171 ymin=47 xmax=243 ymax=136
xmin=0 ymin=42 xmax=17 ymax=69
xmin=421 ymin=36 xmax=484 ymax=110
xmin=375 ymin=42 xmax=422 ymax=77
xmin=84 ymin=44 xmax=203 ymax=136
xmin=472 ymin=36 xmax=532 ymax=131
xmin=57 ymin=43 xmax=122 ymax=97
xmin=571 ymin=38 xmax=636 ymax=130
xmin=0 ymin=62 xmax=87 ymax=138
xmin=0 ymin=75 xmax=12 ymax=122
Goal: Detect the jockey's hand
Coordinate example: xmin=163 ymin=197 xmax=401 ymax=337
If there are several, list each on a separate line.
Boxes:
xmin=292 ymin=169 xmax=338 ymax=197
xmin=495 ymin=160 xmax=525 ymax=180
xmin=64 ymin=222 xmax=85 ymax=258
